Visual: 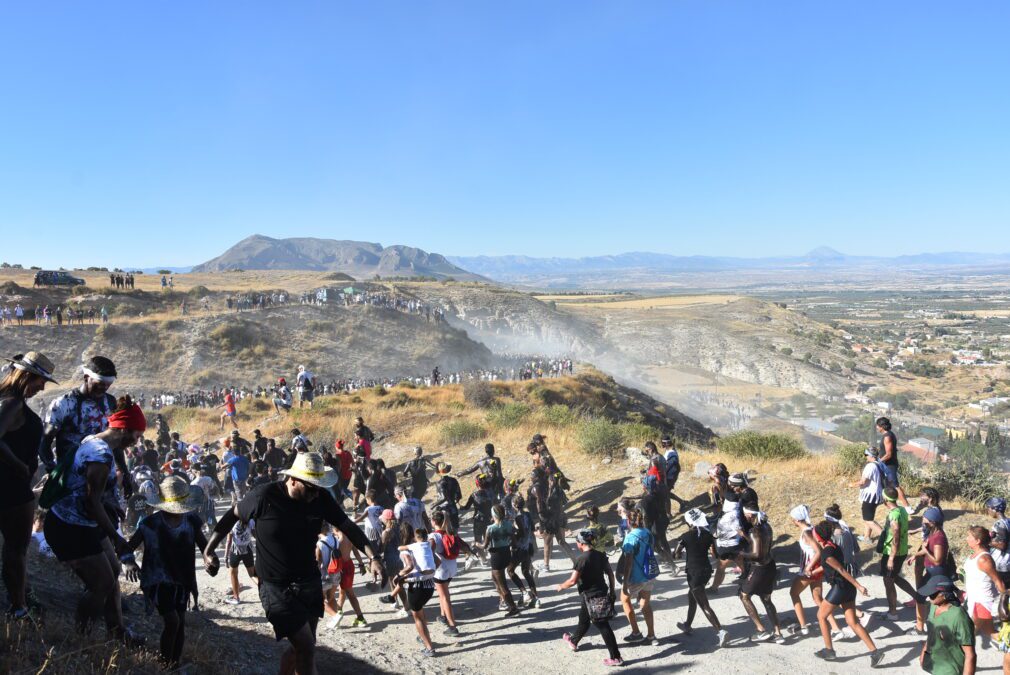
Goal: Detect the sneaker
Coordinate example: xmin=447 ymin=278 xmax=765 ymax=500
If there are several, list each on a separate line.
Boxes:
xmin=534 ymin=598 xmax=542 ymax=609
xmin=603 ymin=658 xmax=624 ymax=667
xmin=648 ymin=636 xmax=660 ymax=646
xmin=396 ymin=609 xmax=409 ymax=619
xmin=436 ymin=615 xmax=448 ymax=626
xmin=749 ymin=631 xmax=773 ymax=643
xmin=676 ymin=621 xmax=693 ymax=635
xmin=327 ymin=612 xmax=343 ymax=629
xmin=788 ymin=624 xmax=809 ymax=637
xmin=379 ymin=594 xmax=396 ymax=604
xmin=814 ymin=648 xmax=836 ymax=661
xmin=543 ymin=564 xmax=551 ymax=573
xmin=870 ymin=651 xmax=884 ymax=668
xmin=533 ymin=567 xmax=541 ymax=581
xmin=421 ymin=648 xmax=436 ymax=657
xmin=445 ymin=625 xmax=460 ymax=637
xmin=499 ymin=600 xmax=509 ymax=611
xmin=773 ymin=633 xmax=786 ymax=645
xmin=464 ymin=557 xmax=477 ymax=572
xmin=841 ymin=627 xmax=856 ymax=639
xmin=225 ymin=597 xmax=240 ymax=605
xmin=562 ymin=632 xmax=578 ymax=652
xmin=906 ymin=626 xmax=926 ymax=637
xmin=525 ymin=595 xmax=537 ymax=608
xmin=885 ymin=612 xmax=900 ymax=621
xmin=624 ymin=632 xmax=645 ymax=643
xmin=504 ymin=607 xmax=521 ymax=617
xmin=717 ymin=629 xmax=729 ymax=648
xmin=351 ymin=617 xmax=367 ymax=628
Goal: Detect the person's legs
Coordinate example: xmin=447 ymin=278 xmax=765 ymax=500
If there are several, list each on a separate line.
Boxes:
xmin=759 ymin=594 xmax=781 ymax=634
xmin=230 ymin=566 xmax=241 ymax=599
xmin=542 ymin=534 xmax=554 ymax=568
xmin=280 ymin=621 xmax=316 ymax=675
xmin=621 ymin=590 xmax=640 ymax=635
xmin=0 ymin=502 xmax=34 ymax=611
xmin=346 ymin=589 xmax=364 ymax=619
xmin=638 ymin=592 xmax=655 ymax=638
xmin=684 ymin=590 xmax=698 ymax=628
xmin=789 ymin=577 xmax=809 ymax=628
xmin=491 ymin=570 xmax=516 ymax=610
xmin=570 ymin=597 xmax=592 ymax=644
xmin=841 ymin=603 xmax=876 ymax=651
xmin=593 ymin=618 xmax=622 ymax=660
xmin=739 ymin=592 xmax=765 ymax=632
xmin=68 ymin=554 xmax=117 ymax=633
xmin=556 ymin=530 xmax=576 ymax=564
xmin=412 ymin=609 xmax=433 ymax=650
xmin=691 ymin=588 xmax=720 ymax=629
xmin=160 ymin=610 xmax=181 ymax=666
xmin=507 ymin=560 xmax=527 ymax=596
xmin=812 ymin=583 xmax=839 ymax=632
xmin=521 ymin=559 xmax=538 ymax=599
xmin=710 ymin=557 xmax=731 ymax=590
xmin=816 ymin=601 xmax=836 ymax=650
xmin=883 ymin=576 xmax=897 ymax=613
xmin=435 ymin=581 xmax=457 ymax=627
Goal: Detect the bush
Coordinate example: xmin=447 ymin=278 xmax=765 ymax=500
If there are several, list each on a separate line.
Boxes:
xmin=921 ymin=459 xmax=1008 ymax=506
xmin=463 ymin=380 xmax=497 ymax=409
xmin=540 ymin=404 xmax=580 ymax=427
xmin=719 ymin=432 xmax=807 ymax=460
xmin=397 ymin=380 xmax=417 ymax=389
xmin=372 ymin=384 xmax=388 ymax=397
xmin=71 ymin=285 xmax=92 ymax=296
xmin=836 ymin=443 xmax=868 ymax=474
xmin=576 ymin=417 xmax=626 ymax=456
xmin=439 ymin=420 xmax=487 ymax=446
xmin=483 ymin=402 xmax=529 ymax=429
xmin=378 ymin=391 xmax=413 ymax=409
xmin=187 ymin=285 xmax=211 ymax=298
xmin=620 ymin=421 xmax=660 ymax=447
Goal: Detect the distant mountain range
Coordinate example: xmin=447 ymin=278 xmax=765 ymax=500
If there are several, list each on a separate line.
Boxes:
xmin=191 ymin=235 xmax=482 ymax=280
xmin=448 ymin=247 xmax=1010 ymax=282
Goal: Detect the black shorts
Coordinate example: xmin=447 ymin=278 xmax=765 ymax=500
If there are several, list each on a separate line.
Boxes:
xmin=299 ymin=389 xmax=314 ymax=402
xmin=44 ymin=513 xmax=104 ymax=562
xmin=229 ymin=551 xmax=255 ymax=569
xmin=542 ymin=511 xmax=566 ymax=536
xmin=490 ymin=547 xmax=512 ymax=571
xmin=740 ymin=561 xmax=777 ymax=596
xmin=511 ymin=544 xmax=531 ymax=564
xmin=0 ymin=476 xmax=34 ymax=510
xmin=861 ymin=501 xmax=880 ymax=522
xmin=824 ymin=581 xmax=857 ymax=606
xmin=716 ymin=544 xmax=742 ymax=561
xmin=258 ymin=580 xmax=323 ymax=641
xmin=686 ymin=568 xmax=712 ymax=591
xmin=406 ymin=582 xmax=435 ymax=612
xmin=879 ymin=555 xmax=908 ymax=580
xmin=145 ymin=582 xmax=190 ymax=616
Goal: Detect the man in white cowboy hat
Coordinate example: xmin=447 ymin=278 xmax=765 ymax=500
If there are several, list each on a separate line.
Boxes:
xmin=204 ymin=451 xmax=383 ymax=675
xmin=39 ymin=355 xmax=118 ymax=471
xmin=122 ymin=475 xmax=208 ymax=669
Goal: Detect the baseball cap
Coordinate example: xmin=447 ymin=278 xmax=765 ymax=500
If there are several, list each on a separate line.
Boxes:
xmin=917 ymin=574 xmax=955 ymax=598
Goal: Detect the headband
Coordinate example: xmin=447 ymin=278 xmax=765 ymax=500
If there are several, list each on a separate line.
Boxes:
xmin=108 ymin=404 xmax=147 ymax=432
xmin=83 ymin=367 xmax=116 ymax=384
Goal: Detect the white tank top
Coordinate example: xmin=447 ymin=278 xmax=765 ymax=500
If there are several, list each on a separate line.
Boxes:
xmin=965 ymin=551 xmax=999 ymax=615
xmin=799 ymin=527 xmax=820 ymax=573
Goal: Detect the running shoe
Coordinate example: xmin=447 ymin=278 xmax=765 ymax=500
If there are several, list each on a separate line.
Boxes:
xmin=504 ymin=607 xmax=521 ymax=617
xmin=445 ymin=625 xmax=461 ymax=637
xmin=624 ymin=632 xmax=645 ymax=643
xmin=676 ymin=621 xmax=693 ymax=635
xmin=379 ymin=594 xmax=396 ymax=604
xmin=814 ymin=648 xmax=836 ymax=661
xmin=534 ymin=598 xmax=542 ymax=609
xmin=562 ymin=632 xmax=578 ymax=652
xmin=436 ymin=615 xmax=448 ymax=626
xmin=351 ymin=617 xmax=368 ymax=628
xmin=870 ymin=651 xmax=884 ymax=668
xmin=421 ymin=648 xmax=436 ymax=658
xmin=717 ymin=629 xmax=729 ymax=648
xmin=396 ymin=609 xmax=410 ymax=619
xmin=526 ymin=595 xmax=538 ymax=608
xmin=749 ymin=631 xmax=773 ymax=642
xmin=498 ymin=600 xmax=509 ymax=611
xmin=327 ymin=612 xmax=344 ymax=629
xmin=841 ymin=627 xmax=856 ymax=639
xmin=603 ymin=658 xmax=624 ymax=667
xmin=225 ymin=597 xmax=240 ymax=605
xmin=885 ymin=612 xmax=900 ymax=621
xmin=464 ymin=556 xmax=477 ymax=572
xmin=648 ymin=636 xmax=660 ymax=647
xmin=787 ymin=624 xmax=810 ymax=637
xmin=773 ymin=633 xmax=786 ymax=645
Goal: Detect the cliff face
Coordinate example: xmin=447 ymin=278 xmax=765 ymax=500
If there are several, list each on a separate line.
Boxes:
xmin=192 ymin=235 xmax=483 ymax=280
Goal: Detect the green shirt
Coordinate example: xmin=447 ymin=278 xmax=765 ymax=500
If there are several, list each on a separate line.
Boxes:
xmin=923 ymin=603 xmax=974 ymax=675
xmin=486 ymin=521 xmax=513 ymax=550
xmin=882 ymin=505 xmax=909 ymax=556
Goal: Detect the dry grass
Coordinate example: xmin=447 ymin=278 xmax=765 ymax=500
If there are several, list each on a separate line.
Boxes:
xmin=563 ymin=294 xmax=742 ymax=309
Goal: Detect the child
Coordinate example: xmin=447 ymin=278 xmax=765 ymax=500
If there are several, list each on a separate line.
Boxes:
xmin=329 ymin=528 xmax=367 ymax=629
xmin=317 ymin=523 xmax=340 ymax=621
xmin=123 ymin=476 xmax=208 ymax=668
xmin=391 ymin=525 xmax=439 ymax=657
xmin=224 ymin=519 xmax=257 ymax=605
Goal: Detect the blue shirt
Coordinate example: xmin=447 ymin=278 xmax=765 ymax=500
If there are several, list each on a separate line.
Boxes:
xmin=621 ymin=527 xmax=653 ymax=585
xmin=50 ymin=436 xmax=117 ymax=527
xmin=226 ymin=454 xmax=250 ymax=483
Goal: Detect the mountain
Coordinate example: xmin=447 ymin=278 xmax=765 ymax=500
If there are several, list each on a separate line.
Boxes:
xmin=448 ymin=247 xmax=1010 ymax=284
xmin=192 ymin=235 xmax=483 ymax=280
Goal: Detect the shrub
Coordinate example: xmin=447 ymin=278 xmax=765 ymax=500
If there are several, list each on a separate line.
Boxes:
xmin=576 ymin=417 xmax=626 ymax=456
xmin=485 ymin=402 xmax=531 ymax=429
xmin=540 ymin=404 xmax=580 ymax=427
xmin=719 ymin=432 xmax=807 ymax=460
xmin=378 ymin=391 xmax=413 ymax=409
xmin=439 ymin=420 xmax=487 ymax=446
xmin=208 ymin=322 xmax=259 ymax=352
xmin=397 ymin=380 xmax=417 ymax=389
xmin=921 ymin=459 xmax=1008 ymax=506
xmin=187 ymin=285 xmax=211 ymax=298
xmin=349 ymin=395 xmax=363 ymax=404
xmin=620 ymin=421 xmax=660 ymax=447
xmin=372 ymin=384 xmax=388 ymax=397
xmin=71 ymin=285 xmax=91 ymax=296
xmin=463 ymin=380 xmax=497 ymax=409
xmin=836 ymin=443 xmax=868 ymax=474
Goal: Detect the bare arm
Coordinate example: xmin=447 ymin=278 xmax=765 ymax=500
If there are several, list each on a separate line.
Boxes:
xmin=979 ymin=554 xmax=1006 ymax=594
xmin=962 ymin=644 xmax=976 ymax=675
xmin=556 ymin=568 xmax=581 ymax=591
xmin=0 ymin=398 xmax=28 ymax=478
xmin=85 ymin=463 xmax=124 ymax=549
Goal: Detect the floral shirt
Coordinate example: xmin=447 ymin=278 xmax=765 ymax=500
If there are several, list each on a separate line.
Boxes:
xmin=49 ymin=436 xmax=117 ymax=527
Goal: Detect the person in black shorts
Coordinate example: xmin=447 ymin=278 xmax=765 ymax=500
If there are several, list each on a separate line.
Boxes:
xmin=225 ymin=519 xmax=258 ymax=604
xmin=813 ymin=520 xmax=881 ymax=667
xmin=674 ymin=509 xmax=728 ymax=647
xmin=203 ymin=452 xmax=383 ymax=675
xmin=876 ymin=417 xmax=909 ymax=507
xmin=738 ymin=507 xmax=784 ymax=643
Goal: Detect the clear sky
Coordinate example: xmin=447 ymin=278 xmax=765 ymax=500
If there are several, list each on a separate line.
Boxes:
xmin=1 ymin=2 xmax=1008 ymax=268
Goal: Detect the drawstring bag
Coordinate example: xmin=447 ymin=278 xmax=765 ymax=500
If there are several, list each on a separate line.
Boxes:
xmin=585 ymin=594 xmax=615 ymax=621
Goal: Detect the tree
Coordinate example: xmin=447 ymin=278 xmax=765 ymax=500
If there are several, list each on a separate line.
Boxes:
xmin=873 ymin=357 xmax=888 ymax=369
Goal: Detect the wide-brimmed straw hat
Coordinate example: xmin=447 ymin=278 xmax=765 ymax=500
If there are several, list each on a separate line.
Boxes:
xmin=146 ymin=475 xmax=205 ymax=514
xmin=5 ymin=351 xmax=58 ymax=384
xmin=280 ymin=451 xmax=338 ymax=488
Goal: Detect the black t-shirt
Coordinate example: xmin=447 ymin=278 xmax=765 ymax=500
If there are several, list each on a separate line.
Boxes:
xmin=142 ymin=448 xmax=161 ymax=472
xmin=881 ymin=431 xmax=899 ymax=467
xmin=736 ymin=487 xmax=759 ymax=509
xmin=574 ymin=549 xmax=612 ymax=598
xmin=638 ymin=493 xmax=661 ymax=529
xmin=679 ymin=528 xmax=715 ymax=573
xmin=237 ymin=482 xmax=370 ymax=584
xmin=822 ymin=542 xmax=851 ymax=588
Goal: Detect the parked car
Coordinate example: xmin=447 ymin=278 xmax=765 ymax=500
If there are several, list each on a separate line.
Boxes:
xmin=33 ymin=270 xmax=86 ymax=287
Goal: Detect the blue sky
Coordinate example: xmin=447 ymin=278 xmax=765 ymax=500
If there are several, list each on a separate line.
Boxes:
xmin=1 ymin=2 xmax=1008 ymax=268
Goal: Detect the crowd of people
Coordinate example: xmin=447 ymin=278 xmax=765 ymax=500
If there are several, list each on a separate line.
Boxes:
xmin=109 ymin=273 xmax=136 ymax=289
xmin=338 ymin=289 xmax=447 ymax=324
xmin=0 ymin=303 xmax=108 ymax=328
xmin=2 ymin=351 xmax=1007 ymax=674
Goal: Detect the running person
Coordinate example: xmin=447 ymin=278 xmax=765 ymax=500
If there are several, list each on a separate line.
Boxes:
xmin=786 ymin=504 xmax=831 ymax=637
xmin=429 ymin=510 xmax=473 ymax=636
xmin=879 ymin=487 xmax=918 ymax=621
xmin=224 ymin=519 xmax=258 ymax=604
xmin=203 ymin=452 xmax=384 ymax=674
xmin=620 ymin=508 xmax=659 ymax=645
xmin=508 ymin=495 xmax=540 ymax=608
xmin=483 ymin=504 xmax=520 ymax=615
xmin=390 ymin=525 xmax=438 ymax=657
xmin=218 ymin=390 xmax=238 ymax=430
xmin=738 ymin=506 xmax=784 ymax=643
xmin=673 ymin=508 xmax=728 ymax=647
xmin=461 ymin=474 xmax=494 ymax=562
xmin=557 ymin=529 xmax=623 ymax=668
xmin=812 ymin=520 xmax=882 ymax=667
xmin=433 ymin=463 xmax=462 ymax=533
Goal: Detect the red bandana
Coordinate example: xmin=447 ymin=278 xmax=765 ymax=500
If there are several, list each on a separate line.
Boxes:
xmin=108 ymin=404 xmax=147 ymax=432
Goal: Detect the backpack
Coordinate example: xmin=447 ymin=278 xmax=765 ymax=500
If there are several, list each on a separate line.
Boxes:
xmin=38 ymin=444 xmax=80 ymax=510
xmin=664 ymin=450 xmax=680 ymax=480
xmin=634 ymin=531 xmax=661 ymax=580
xmin=436 ymin=531 xmax=461 ymax=560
